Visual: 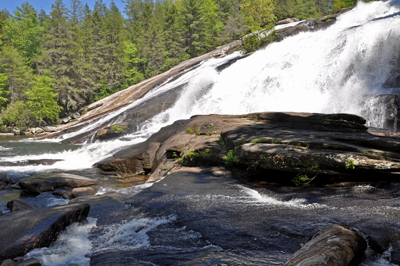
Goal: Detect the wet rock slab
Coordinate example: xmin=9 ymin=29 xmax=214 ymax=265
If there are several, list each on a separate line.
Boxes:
xmin=18 ymin=173 xmax=98 ymax=196
xmin=95 ymin=112 xmax=400 ymax=185
xmin=283 ymin=225 xmax=367 ymax=266
xmin=0 ymin=203 xmax=90 ymax=261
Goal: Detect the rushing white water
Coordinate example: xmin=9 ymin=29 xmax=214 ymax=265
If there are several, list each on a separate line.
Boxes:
xmin=1 ymin=0 xmax=400 ymax=174
xmin=24 ymin=218 xmax=97 ymax=266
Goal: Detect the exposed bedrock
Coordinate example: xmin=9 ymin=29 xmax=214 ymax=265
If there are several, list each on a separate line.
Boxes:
xmin=94 ymin=112 xmax=400 ymax=184
xmin=17 ymin=173 xmax=98 ymax=196
xmin=0 ymin=203 xmax=90 ymax=261
xmin=283 ymin=225 xmax=367 ymax=266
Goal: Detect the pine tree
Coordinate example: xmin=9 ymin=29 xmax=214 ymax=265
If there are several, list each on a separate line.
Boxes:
xmin=5 ymin=2 xmax=43 ymax=69
xmin=36 ymin=0 xmax=82 ymax=112
xmin=0 ymin=46 xmax=31 ymax=103
xmin=163 ymin=0 xmax=187 ymax=69
xmin=0 ymin=73 xmax=9 ymax=107
xmin=179 ymin=0 xmax=222 ymax=57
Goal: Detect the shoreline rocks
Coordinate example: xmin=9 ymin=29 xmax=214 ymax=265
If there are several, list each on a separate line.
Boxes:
xmin=94 ymin=112 xmax=400 ymax=185
xmin=18 ymin=173 xmax=99 ymax=196
xmin=0 ymin=203 xmax=90 ymax=261
xmin=283 ymin=225 xmax=367 ymax=266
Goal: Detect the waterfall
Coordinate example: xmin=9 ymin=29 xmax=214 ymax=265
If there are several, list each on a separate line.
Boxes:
xmin=1 ymin=0 xmax=400 ymax=173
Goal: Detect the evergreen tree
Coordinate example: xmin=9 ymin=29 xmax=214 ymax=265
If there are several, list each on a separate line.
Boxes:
xmin=163 ymin=0 xmax=187 ymax=69
xmin=0 ymin=73 xmax=8 ymax=107
xmin=0 ymin=46 xmax=31 ymax=103
xmin=5 ymin=2 xmax=43 ymax=68
xmin=179 ymin=0 xmax=222 ymax=57
xmin=36 ymin=0 xmax=82 ymax=112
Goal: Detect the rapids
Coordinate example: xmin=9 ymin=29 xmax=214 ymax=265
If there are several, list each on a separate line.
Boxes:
xmin=1 ymin=0 xmax=400 ymax=265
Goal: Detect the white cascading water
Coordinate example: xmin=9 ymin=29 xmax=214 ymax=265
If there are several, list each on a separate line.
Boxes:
xmin=1 ymin=0 xmax=400 ymax=173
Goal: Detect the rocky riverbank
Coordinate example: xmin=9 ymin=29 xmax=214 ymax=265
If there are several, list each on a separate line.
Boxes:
xmin=95 ymin=112 xmax=400 ymax=186
xmin=2 ymin=112 xmax=400 ymax=265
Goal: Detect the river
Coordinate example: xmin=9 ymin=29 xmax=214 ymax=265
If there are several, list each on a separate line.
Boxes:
xmin=1 ymin=0 xmax=400 ymax=265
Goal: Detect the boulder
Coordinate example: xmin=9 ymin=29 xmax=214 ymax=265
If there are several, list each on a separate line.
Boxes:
xmin=70 ymin=112 xmax=80 ymax=119
xmin=283 ymin=225 xmax=367 ymax=266
xmin=1 ymin=175 xmax=10 ymax=185
xmin=276 ymin=20 xmax=315 ymax=40
xmin=43 ymin=126 xmax=59 ymax=132
xmin=18 ymin=258 xmax=41 ymax=266
xmin=30 ymin=128 xmax=44 ymax=134
xmin=95 ymin=129 xmax=123 ymax=140
xmin=276 ymin=18 xmax=295 ymax=25
xmin=18 ymin=173 xmax=98 ymax=196
xmin=0 ymin=260 xmax=17 ymax=266
xmin=0 ymin=203 xmax=90 ymax=261
xmin=6 ymin=200 xmax=35 ymax=212
xmin=59 ymin=116 xmax=71 ymax=124
xmin=0 ymin=133 xmax=14 ymax=137
xmin=10 ymin=128 xmax=20 ymax=135
xmin=72 ymin=187 xmax=96 ymax=198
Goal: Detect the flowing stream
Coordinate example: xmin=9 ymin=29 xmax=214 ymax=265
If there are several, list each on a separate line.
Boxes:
xmin=1 ymin=0 xmax=400 ymax=265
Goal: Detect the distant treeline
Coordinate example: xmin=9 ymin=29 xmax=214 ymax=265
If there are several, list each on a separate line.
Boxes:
xmin=0 ymin=0 xmax=379 ymax=130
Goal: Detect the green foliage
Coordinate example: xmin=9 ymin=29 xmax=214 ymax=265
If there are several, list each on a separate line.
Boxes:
xmin=0 ymin=124 xmax=7 ymax=133
xmin=111 ymin=125 xmax=128 ymax=132
xmin=345 ymin=159 xmax=355 ymax=169
xmin=0 ymin=73 xmax=9 ymax=107
xmin=218 ymin=132 xmax=226 ymax=147
xmin=225 ymin=149 xmax=240 ymax=166
xmin=292 ymin=173 xmax=309 ymax=186
xmin=186 ymin=127 xmax=194 ymax=134
xmin=162 ymin=167 xmax=171 ymax=171
xmin=206 ymin=130 xmax=214 ymax=136
xmin=25 ymin=73 xmax=62 ymax=123
xmin=179 ymin=149 xmax=219 ymax=166
xmin=240 ymin=0 xmax=276 ymax=32
xmin=1 ymin=101 xmax=35 ymax=130
xmin=250 ymin=138 xmax=279 ymax=144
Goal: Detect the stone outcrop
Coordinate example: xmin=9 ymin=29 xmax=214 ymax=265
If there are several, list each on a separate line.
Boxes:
xmin=95 ymin=112 xmax=400 ymax=184
xmin=276 ymin=19 xmax=315 ymax=40
xmin=6 ymin=200 xmax=35 ymax=212
xmin=320 ymin=7 xmax=354 ymax=22
xmin=95 ymin=122 xmax=131 ymax=140
xmin=0 ymin=203 xmax=90 ymax=261
xmin=283 ymin=225 xmax=367 ymax=266
xmin=276 ymin=18 xmax=300 ymax=25
xmin=18 ymin=173 xmax=98 ymax=196
xmin=72 ymin=187 xmax=96 ymax=198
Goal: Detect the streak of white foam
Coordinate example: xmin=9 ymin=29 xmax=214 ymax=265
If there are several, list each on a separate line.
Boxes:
xmin=24 ymin=217 xmax=97 ymax=266
xmin=238 ymin=185 xmax=326 ymax=209
xmin=91 ymin=216 xmax=175 ymax=255
xmin=96 ymin=183 xmax=153 ymax=196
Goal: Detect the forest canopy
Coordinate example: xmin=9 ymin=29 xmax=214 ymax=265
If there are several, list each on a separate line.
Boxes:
xmin=0 ymin=0 xmax=379 ymax=131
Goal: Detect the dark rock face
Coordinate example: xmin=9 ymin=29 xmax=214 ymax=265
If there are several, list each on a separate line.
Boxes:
xmin=0 ymin=203 xmax=90 ymax=261
xmin=283 ymin=225 xmax=367 ymax=266
xmin=95 ymin=112 xmax=400 ymax=185
xmin=6 ymin=200 xmax=35 ymax=212
xmin=18 ymin=173 xmax=98 ymax=196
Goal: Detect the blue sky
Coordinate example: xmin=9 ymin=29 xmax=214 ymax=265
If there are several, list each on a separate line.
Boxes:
xmin=1 ymin=0 xmax=126 ymax=15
